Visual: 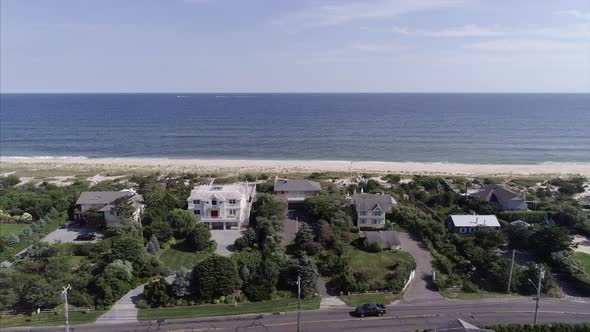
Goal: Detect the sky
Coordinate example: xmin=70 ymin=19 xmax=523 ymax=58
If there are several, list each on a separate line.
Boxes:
xmin=1 ymin=0 xmax=589 ymax=93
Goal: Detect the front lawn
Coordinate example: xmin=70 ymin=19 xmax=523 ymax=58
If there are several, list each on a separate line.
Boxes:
xmin=440 ymin=290 xmax=523 ymax=300
xmin=138 ymin=296 xmax=320 ymax=321
xmin=339 ymin=293 xmax=401 ymax=306
xmin=574 ymin=252 xmax=590 ymax=275
xmin=345 ymin=247 xmax=415 ymax=287
xmin=158 ymin=241 xmax=210 ymax=271
xmin=0 ymin=223 xmax=28 ymax=237
xmin=0 ymin=309 xmax=106 ymax=328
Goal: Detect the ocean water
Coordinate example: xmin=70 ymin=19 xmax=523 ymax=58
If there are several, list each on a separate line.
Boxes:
xmin=1 ymin=93 xmax=589 ymax=164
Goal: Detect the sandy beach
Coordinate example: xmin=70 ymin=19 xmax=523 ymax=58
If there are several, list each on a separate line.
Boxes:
xmin=2 ymin=157 xmax=589 ymax=176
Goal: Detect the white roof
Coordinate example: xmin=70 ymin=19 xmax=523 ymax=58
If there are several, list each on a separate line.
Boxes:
xmin=188 ymin=184 xmax=248 ymax=201
xmin=449 ymin=215 xmax=500 ymax=227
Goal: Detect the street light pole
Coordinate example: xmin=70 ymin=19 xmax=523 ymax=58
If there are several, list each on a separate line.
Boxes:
xmin=297 ymin=274 xmax=301 ymax=332
xmin=61 ymin=285 xmax=71 ymax=332
xmin=528 ymin=266 xmax=545 ymax=325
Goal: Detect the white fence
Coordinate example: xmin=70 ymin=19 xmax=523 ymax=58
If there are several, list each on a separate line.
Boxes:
xmin=346 ymin=269 xmax=416 ymax=296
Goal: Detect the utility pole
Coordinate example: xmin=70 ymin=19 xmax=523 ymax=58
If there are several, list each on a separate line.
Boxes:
xmin=296 ymin=274 xmax=301 ymax=332
xmin=528 ymin=266 xmax=545 ymax=325
xmin=507 ymin=249 xmax=516 ymax=293
xmin=61 ymin=284 xmax=71 ymax=332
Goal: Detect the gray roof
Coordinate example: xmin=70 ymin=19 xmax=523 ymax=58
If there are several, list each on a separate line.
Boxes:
xmin=76 ymin=191 xmax=134 ymax=205
xmin=274 ymin=179 xmax=321 ymax=192
xmin=433 ymin=319 xmax=495 ymax=332
xmin=365 ymin=231 xmax=400 ymax=248
xmin=448 ymin=215 xmax=501 ymax=227
xmin=471 ymin=185 xmax=524 ymax=205
xmin=351 ymin=193 xmax=396 ymax=212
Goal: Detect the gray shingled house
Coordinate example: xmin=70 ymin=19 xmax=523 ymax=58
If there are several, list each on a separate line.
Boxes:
xmin=74 ymin=190 xmax=144 ymax=227
xmin=273 ymin=179 xmax=321 ymax=205
xmin=348 ymin=193 xmax=396 ymax=229
xmin=469 ymin=184 xmax=527 ymax=211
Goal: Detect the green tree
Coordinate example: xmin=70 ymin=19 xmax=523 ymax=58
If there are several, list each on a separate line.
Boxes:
xmin=112 ymin=196 xmax=135 ymax=222
xmin=168 ymin=208 xmax=197 ymax=238
xmin=143 ymin=278 xmax=172 ymax=307
xmin=297 ymin=256 xmax=319 ymax=298
xmin=530 ymin=227 xmax=573 ymax=258
xmin=294 ymin=222 xmax=314 ymax=252
xmin=171 ymin=268 xmax=192 ymax=299
xmin=0 ymin=175 xmax=20 ymax=188
xmin=474 ymin=227 xmax=505 ymax=250
xmin=187 ymin=223 xmax=212 ymax=252
xmin=191 ymin=255 xmax=241 ymax=301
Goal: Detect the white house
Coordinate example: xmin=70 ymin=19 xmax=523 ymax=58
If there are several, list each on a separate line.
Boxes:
xmin=74 ymin=190 xmax=144 ymax=227
xmin=187 ymin=183 xmax=256 ymax=230
xmin=447 ymin=214 xmax=501 ymax=234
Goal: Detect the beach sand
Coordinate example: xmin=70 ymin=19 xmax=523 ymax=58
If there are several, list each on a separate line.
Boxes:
xmin=2 ymin=157 xmax=589 ymax=176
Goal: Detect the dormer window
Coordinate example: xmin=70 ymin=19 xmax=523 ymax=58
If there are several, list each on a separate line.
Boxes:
xmin=229 ymin=199 xmax=236 ymax=205
xmin=211 ymin=198 xmax=217 ymax=206
xmin=193 ymin=200 xmax=200 ymax=204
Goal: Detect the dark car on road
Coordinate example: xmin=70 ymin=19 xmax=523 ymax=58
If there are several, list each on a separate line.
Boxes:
xmin=75 ymin=233 xmax=96 ymax=241
xmin=354 ymin=303 xmax=386 ymax=317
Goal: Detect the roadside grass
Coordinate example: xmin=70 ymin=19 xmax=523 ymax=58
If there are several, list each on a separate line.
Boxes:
xmin=158 ymin=240 xmax=210 ymax=271
xmin=345 ymin=247 xmax=415 ymax=286
xmin=0 ymin=309 xmax=106 ymax=328
xmin=0 ymin=223 xmax=28 ymax=237
xmin=440 ymin=290 xmax=523 ymax=300
xmin=574 ymin=252 xmax=590 ymax=275
xmin=138 ymin=297 xmax=320 ymax=321
xmin=338 ymin=293 xmax=402 ymax=307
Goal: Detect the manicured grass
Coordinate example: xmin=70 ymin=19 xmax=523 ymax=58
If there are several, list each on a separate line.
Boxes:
xmin=138 ymin=297 xmax=320 ymax=321
xmin=345 ymin=247 xmax=415 ymax=286
xmin=0 ymin=309 xmax=106 ymax=328
xmin=0 ymin=223 xmax=28 ymax=237
xmin=339 ymin=293 xmax=401 ymax=306
xmin=440 ymin=290 xmax=523 ymax=300
xmin=574 ymin=252 xmax=590 ymax=275
xmin=158 ymin=241 xmax=210 ymax=271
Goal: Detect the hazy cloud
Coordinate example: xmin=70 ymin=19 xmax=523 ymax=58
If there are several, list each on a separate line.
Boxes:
xmin=557 ymin=9 xmax=590 ymax=20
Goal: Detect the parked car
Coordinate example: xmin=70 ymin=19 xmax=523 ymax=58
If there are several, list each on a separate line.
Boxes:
xmin=74 ymin=233 xmax=96 ymax=241
xmin=59 ymin=221 xmax=72 ymax=229
xmin=354 ymin=303 xmax=386 ymax=317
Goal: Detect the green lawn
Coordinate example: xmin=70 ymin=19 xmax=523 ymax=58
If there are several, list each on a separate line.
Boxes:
xmin=0 ymin=309 xmax=106 ymax=328
xmin=440 ymin=290 xmax=523 ymax=300
xmin=0 ymin=223 xmax=28 ymax=237
xmin=158 ymin=241 xmax=210 ymax=271
xmin=339 ymin=293 xmax=401 ymax=307
xmin=345 ymin=247 xmax=415 ymax=286
xmin=138 ymin=297 xmax=320 ymax=321
xmin=574 ymin=252 xmax=590 ymax=275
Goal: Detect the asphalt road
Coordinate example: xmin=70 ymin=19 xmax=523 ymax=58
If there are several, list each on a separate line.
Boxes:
xmin=8 ymin=297 xmax=590 ymax=332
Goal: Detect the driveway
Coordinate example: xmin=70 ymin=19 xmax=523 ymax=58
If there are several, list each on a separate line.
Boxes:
xmin=283 ymin=209 xmax=304 ymax=246
xmin=41 ymin=225 xmax=102 ymax=243
xmin=397 ymin=232 xmax=444 ymax=302
xmin=211 ymin=230 xmax=244 ymax=256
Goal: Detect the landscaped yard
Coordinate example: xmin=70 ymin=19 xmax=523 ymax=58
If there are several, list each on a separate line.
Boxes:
xmin=345 ymin=247 xmax=415 ymax=286
xmin=574 ymin=252 xmax=590 ymax=275
xmin=339 ymin=293 xmax=401 ymax=306
xmin=137 ymin=297 xmax=320 ymax=321
xmin=0 ymin=223 xmax=28 ymax=237
xmin=158 ymin=241 xmax=210 ymax=271
xmin=0 ymin=309 xmax=106 ymax=328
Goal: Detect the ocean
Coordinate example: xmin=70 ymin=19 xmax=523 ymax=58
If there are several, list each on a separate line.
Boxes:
xmin=1 ymin=93 xmax=589 ymax=164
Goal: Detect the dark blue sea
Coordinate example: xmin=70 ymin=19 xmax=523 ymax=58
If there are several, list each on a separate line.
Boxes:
xmin=1 ymin=93 xmax=589 ymax=164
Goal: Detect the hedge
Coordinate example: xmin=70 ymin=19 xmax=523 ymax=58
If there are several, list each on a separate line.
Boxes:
xmin=498 ymin=211 xmax=549 ymax=223
xmin=485 ymin=322 xmax=590 ymax=332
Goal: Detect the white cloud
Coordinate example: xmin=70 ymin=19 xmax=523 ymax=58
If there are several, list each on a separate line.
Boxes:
xmin=428 ymin=24 xmax=504 ymax=37
xmin=557 ymin=9 xmax=590 ymax=20
xmin=465 ymin=38 xmax=588 ymax=53
xmin=272 ymin=0 xmax=468 ymax=30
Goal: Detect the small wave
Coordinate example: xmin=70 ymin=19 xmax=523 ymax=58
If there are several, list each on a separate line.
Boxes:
xmin=1 ymin=155 xmax=90 ymax=160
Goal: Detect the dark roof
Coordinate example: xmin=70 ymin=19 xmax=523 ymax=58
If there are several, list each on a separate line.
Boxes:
xmin=76 ymin=191 xmax=133 ymax=205
xmin=351 ymin=193 xmax=395 ymax=212
xmin=433 ymin=319 xmax=495 ymax=332
xmin=471 ymin=185 xmax=524 ymax=205
xmin=365 ymin=231 xmax=401 ymax=248
xmin=274 ymin=179 xmax=321 ymax=192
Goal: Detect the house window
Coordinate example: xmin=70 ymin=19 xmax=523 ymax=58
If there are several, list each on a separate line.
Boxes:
xmin=193 ymin=200 xmax=200 ymax=204
xmin=211 ymin=199 xmax=217 ymax=206
xmin=460 ymin=227 xmax=466 ymax=233
xmin=229 ymin=199 xmax=236 ymax=205
xmin=360 ymin=211 xmax=367 ymax=216
xmin=194 ymin=210 xmax=201 ymax=215
xmin=372 ymin=211 xmax=382 ymax=216
xmin=229 ymin=209 xmax=236 ymax=216
xmin=469 ymin=227 xmax=475 ymax=233
xmin=372 ymin=219 xmax=379 ymax=224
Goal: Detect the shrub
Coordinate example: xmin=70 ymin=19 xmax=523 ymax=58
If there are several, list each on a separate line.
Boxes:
xmin=187 ymin=223 xmax=212 ymax=252
xmin=244 ymin=284 xmax=273 ymax=302
xmin=366 ymin=241 xmax=383 ymax=253
xmin=136 ymin=299 xmax=149 ymax=309
xmin=303 ymin=241 xmax=322 ymax=256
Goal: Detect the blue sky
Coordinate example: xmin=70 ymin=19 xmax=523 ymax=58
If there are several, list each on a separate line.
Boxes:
xmin=1 ymin=0 xmax=589 ymax=92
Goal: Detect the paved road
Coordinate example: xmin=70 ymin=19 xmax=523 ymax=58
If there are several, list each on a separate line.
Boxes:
xmin=10 ymin=297 xmax=590 ymax=332
xmin=397 ymin=232 xmax=443 ymax=302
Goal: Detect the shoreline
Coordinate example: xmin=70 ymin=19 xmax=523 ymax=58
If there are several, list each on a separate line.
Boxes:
xmin=2 ymin=157 xmax=589 ymax=176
